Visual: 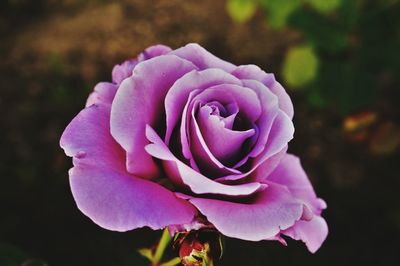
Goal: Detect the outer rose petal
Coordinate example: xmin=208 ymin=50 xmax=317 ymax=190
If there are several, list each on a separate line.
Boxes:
xmin=60 ymin=104 xmax=124 ymax=171
xmin=232 ymin=65 xmax=294 ymax=119
xmin=170 ymin=43 xmax=236 ymax=72
xmin=265 ymin=154 xmax=327 ymax=252
xmin=69 ymin=166 xmax=196 ymax=232
xmin=86 ymin=82 xmax=118 ymax=107
xmin=60 ymin=103 xmax=196 ymax=231
xmin=267 ymin=154 xmax=327 ymax=214
xmin=270 ymin=80 xmax=294 ymax=119
xmin=112 ymin=44 xmax=172 ymax=85
xmin=188 ymin=183 xmax=304 ymax=241
xmin=111 ymin=58 xmax=138 ymax=85
xmin=110 ymin=55 xmax=197 ymax=179
xmin=282 ymin=216 xmax=328 ymax=253
xmin=137 ymin=44 xmax=172 ymax=61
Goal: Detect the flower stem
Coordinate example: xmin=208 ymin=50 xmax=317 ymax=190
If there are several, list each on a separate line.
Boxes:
xmin=153 ymin=228 xmax=172 ymax=265
xmin=160 ymin=257 xmax=181 ymax=266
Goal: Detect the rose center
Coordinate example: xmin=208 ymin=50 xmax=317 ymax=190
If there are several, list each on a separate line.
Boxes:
xmin=194 ymin=101 xmax=256 ymax=168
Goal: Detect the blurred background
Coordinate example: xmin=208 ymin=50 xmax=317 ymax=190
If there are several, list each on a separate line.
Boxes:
xmin=1 ymin=0 xmax=400 ymax=265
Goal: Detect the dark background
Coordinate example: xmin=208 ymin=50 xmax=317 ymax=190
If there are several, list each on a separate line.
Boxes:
xmin=1 ymin=0 xmax=400 ymax=265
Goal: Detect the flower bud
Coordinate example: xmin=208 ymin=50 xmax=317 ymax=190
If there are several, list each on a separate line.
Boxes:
xmin=176 ymin=230 xmax=223 ymax=266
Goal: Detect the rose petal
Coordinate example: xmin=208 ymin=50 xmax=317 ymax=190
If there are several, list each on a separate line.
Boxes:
xmin=253 ymin=110 xmax=294 ymax=166
xmin=232 ymin=65 xmax=294 ymax=118
xmin=266 ymin=154 xmax=327 ymax=214
xmin=170 ymin=43 xmax=236 ymax=72
xmin=137 ymin=44 xmax=172 ymax=61
xmin=180 ymin=89 xmax=202 ymax=169
xmin=165 ymin=68 xmax=242 ymax=144
xmin=240 ymin=79 xmax=279 ymax=159
xmin=251 ymin=145 xmax=288 ymax=182
xmin=270 ymin=80 xmax=294 ymax=119
xmin=181 ymin=83 xmax=261 ymax=177
xmin=215 ymin=146 xmax=287 ymax=184
xmin=69 ymin=166 xmax=196 ymax=232
xmin=188 ymin=102 xmax=250 ymax=177
xmin=112 ymin=59 xmax=138 ymax=85
xmin=86 ymin=82 xmax=118 ymax=107
xmin=219 ymin=78 xmax=280 ymax=171
xmin=110 ymin=55 xmax=197 ymax=179
xmin=264 ymin=154 xmax=328 ymax=252
xmin=214 ymin=110 xmax=293 ymax=182
xmin=282 ymin=216 xmax=328 ymax=253
xmin=61 ymin=103 xmax=196 ymax=231
xmin=178 ymin=81 xmax=262 ymax=174
xmin=232 ymin=65 xmax=275 ymax=87
xmin=188 ymin=183 xmax=304 ymax=241
xmin=145 ymin=125 xmax=265 ymax=196
xmin=60 ymin=104 xmax=124 ymax=171
xmin=185 ymin=83 xmax=262 ymax=129
xmin=197 ymin=105 xmax=255 ymax=164
xmin=112 ymin=44 xmax=172 ymax=85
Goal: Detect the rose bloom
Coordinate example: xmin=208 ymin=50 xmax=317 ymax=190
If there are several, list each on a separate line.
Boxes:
xmin=60 ymin=43 xmax=327 ymax=253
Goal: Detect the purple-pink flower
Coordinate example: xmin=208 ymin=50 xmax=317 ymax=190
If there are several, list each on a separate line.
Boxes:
xmin=60 ymin=43 xmax=327 ymax=253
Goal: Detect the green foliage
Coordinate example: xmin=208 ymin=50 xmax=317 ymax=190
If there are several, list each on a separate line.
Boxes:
xmin=307 ymin=85 xmax=326 ymax=108
xmin=138 ymin=228 xmax=181 ymax=266
xmin=283 ymin=45 xmax=319 ymax=88
xmin=226 ymin=0 xmax=257 ymax=23
xmin=314 ymin=60 xmax=376 ymax=114
xmin=304 ymin=0 xmax=342 ymax=13
xmin=290 ymin=9 xmax=348 ymax=52
xmin=227 ymin=0 xmax=400 ymax=114
xmin=260 ymin=0 xmax=301 ymax=29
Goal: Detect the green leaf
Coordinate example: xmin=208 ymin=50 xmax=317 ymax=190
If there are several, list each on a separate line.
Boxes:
xmin=282 ymin=45 xmax=319 ymax=88
xmin=260 ymin=0 xmax=301 ymax=29
xmin=226 ymin=0 xmax=257 ymax=23
xmin=137 ymin=248 xmax=153 ymax=261
xmin=304 ymin=0 xmax=342 ymax=14
xmin=138 ymin=228 xmax=173 ymax=265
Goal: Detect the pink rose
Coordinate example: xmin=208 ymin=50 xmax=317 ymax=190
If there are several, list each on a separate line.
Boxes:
xmin=60 ymin=43 xmax=327 ymax=253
